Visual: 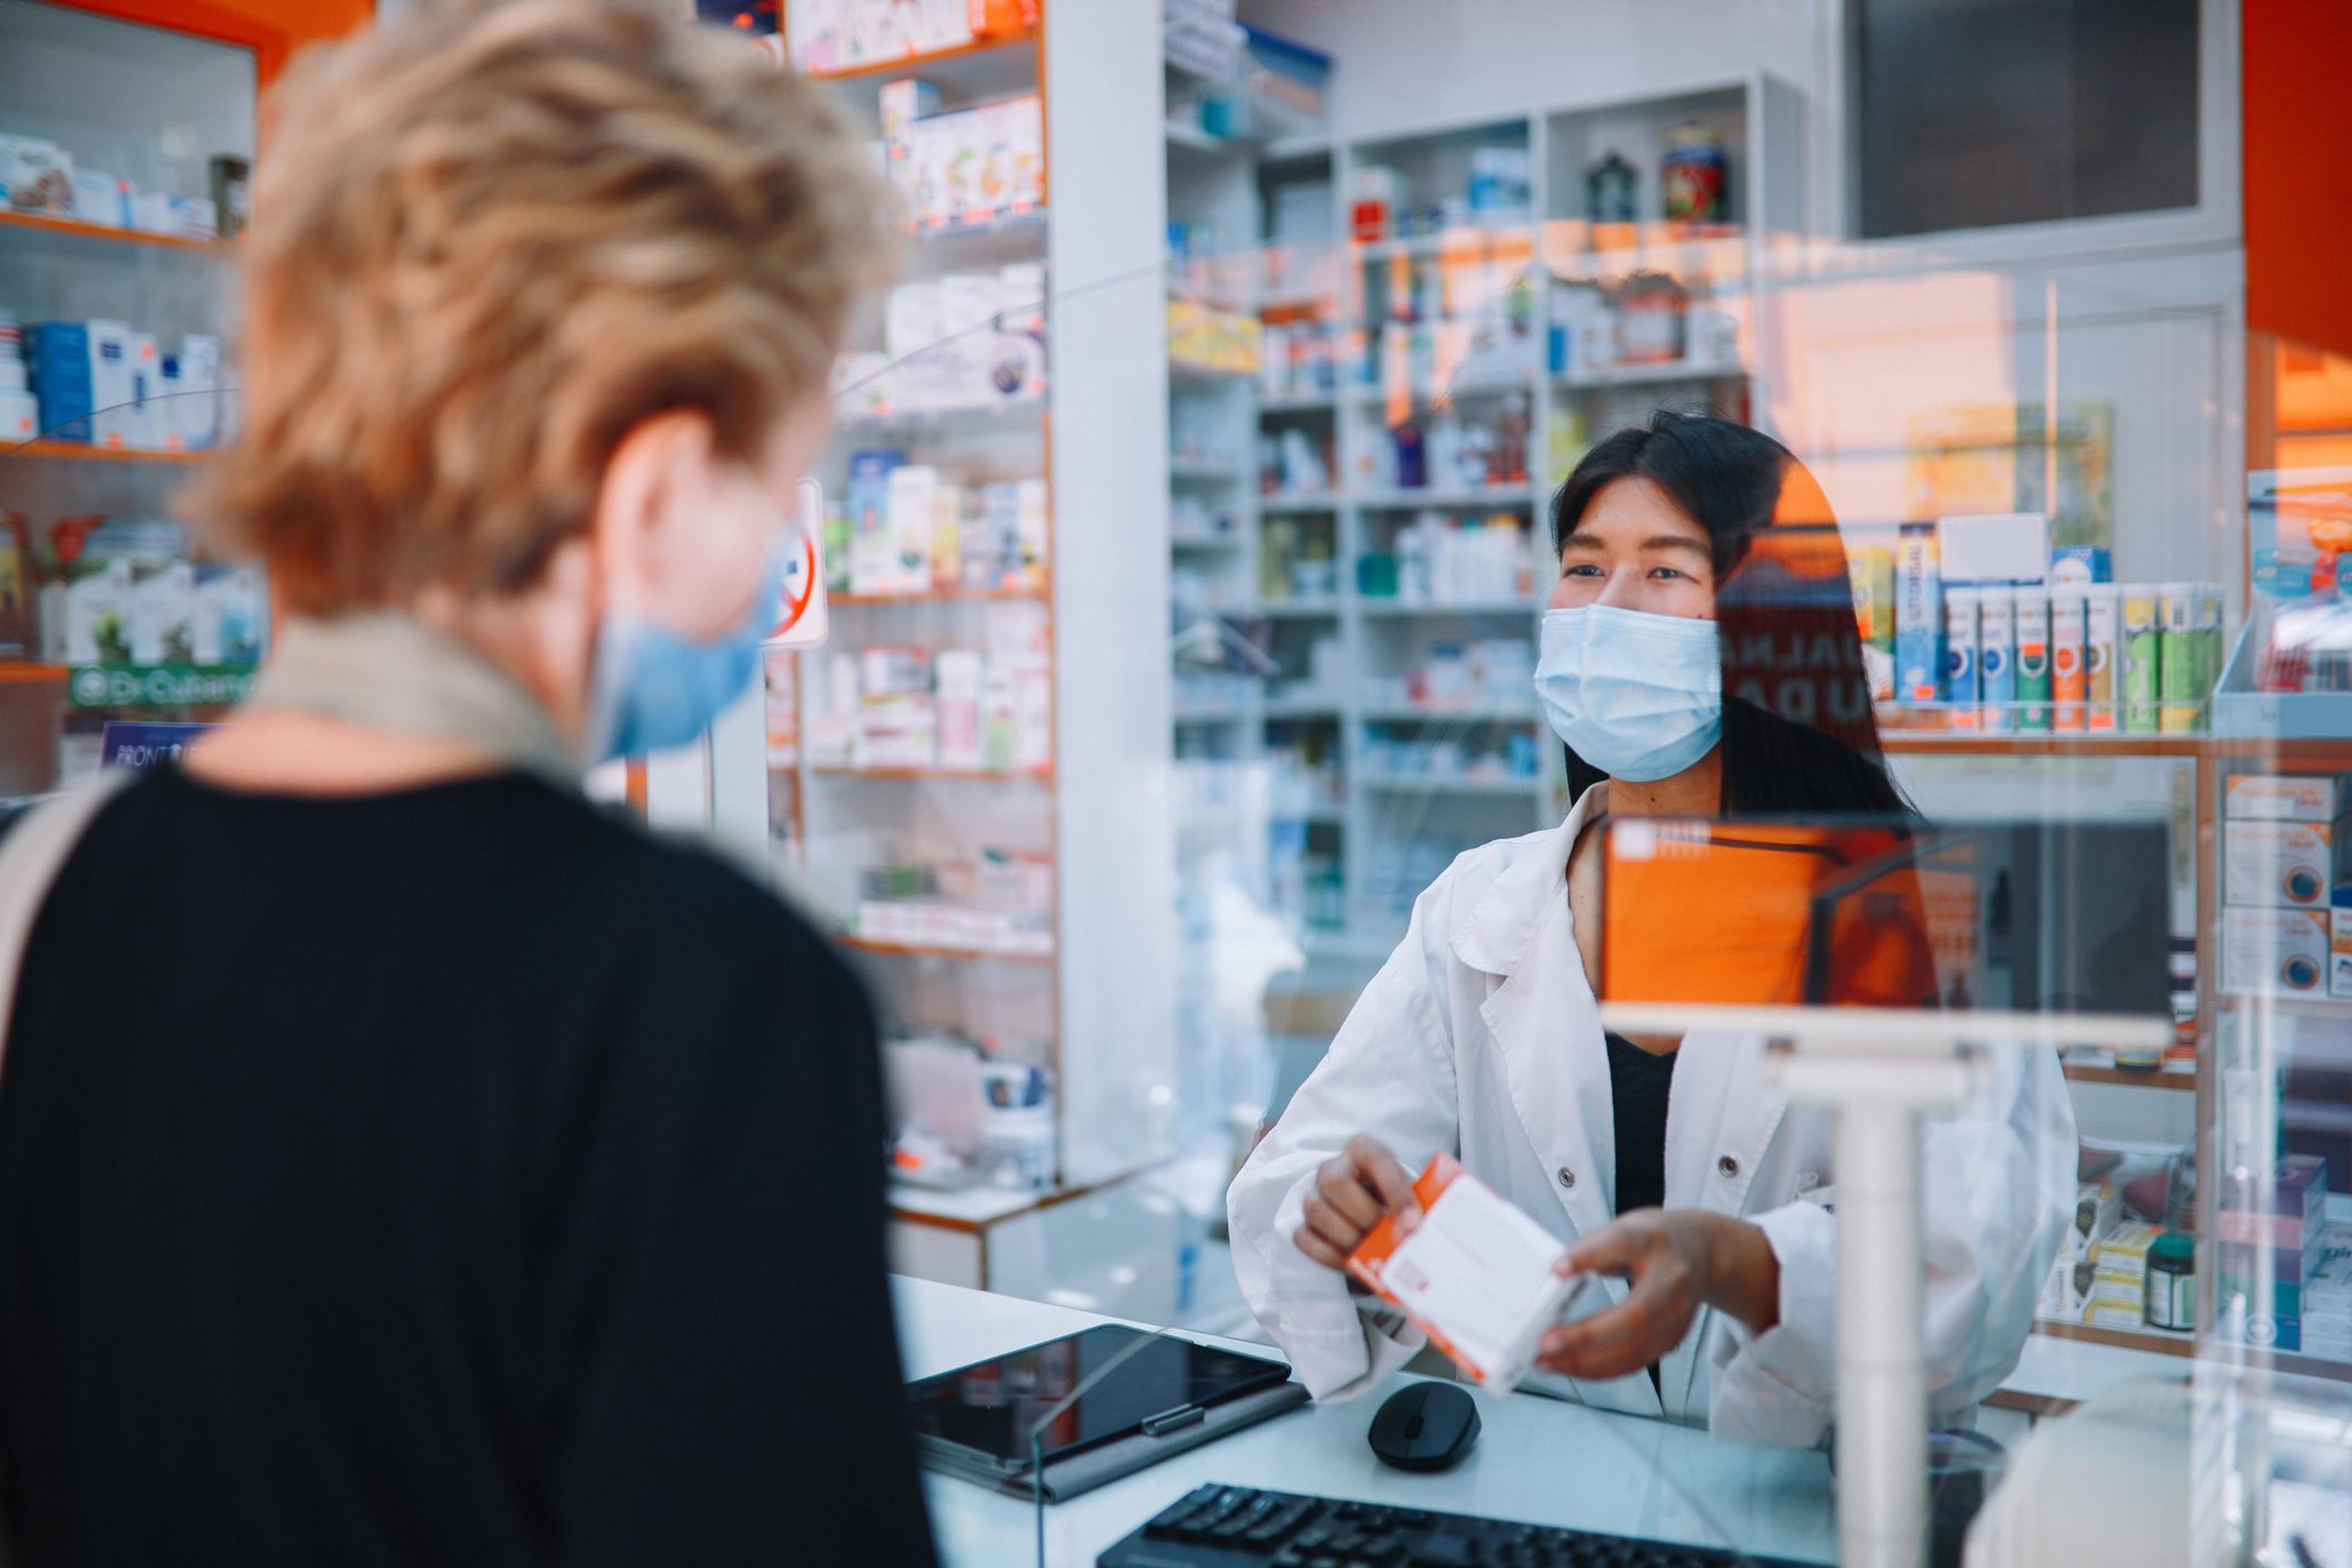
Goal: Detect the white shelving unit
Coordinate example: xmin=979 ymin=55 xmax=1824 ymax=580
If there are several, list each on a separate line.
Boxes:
xmin=698 ymin=7 xmax=1184 ymax=1297
xmin=1165 ymin=80 xmax=1790 ymax=986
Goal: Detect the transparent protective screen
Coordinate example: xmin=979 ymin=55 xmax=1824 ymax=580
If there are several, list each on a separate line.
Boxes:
xmin=4 ymin=8 xmax=2346 ymax=1566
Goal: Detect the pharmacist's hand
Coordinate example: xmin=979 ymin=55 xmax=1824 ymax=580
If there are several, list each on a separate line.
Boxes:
xmin=1292 ymin=1135 xmax=1422 ymax=1273
xmin=1535 ymin=1210 xmax=1778 ymax=1383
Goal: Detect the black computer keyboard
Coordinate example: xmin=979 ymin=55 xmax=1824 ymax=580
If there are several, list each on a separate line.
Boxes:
xmin=1096 ymin=1483 xmax=1817 ymax=1568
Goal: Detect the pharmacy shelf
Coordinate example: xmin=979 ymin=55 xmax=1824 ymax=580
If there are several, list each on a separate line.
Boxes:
xmin=1272 ymin=806 xmax=1348 ymax=826
xmin=1170 ymin=358 xmax=1257 ymax=388
xmin=2062 ymin=1063 xmax=2198 ymax=1092
xmin=807 ymin=25 xmax=1039 ymax=84
xmin=1263 ymin=699 xmax=1346 ymax=720
xmin=1357 ymin=598 xmax=1536 ymax=619
xmin=1879 ymin=730 xmax=2212 ymax=759
xmin=1259 ymin=494 xmax=1342 ymax=513
xmin=837 ymin=933 xmax=1055 ymax=965
xmin=1349 ymin=225 xmax=1534 ymax=263
xmin=1344 ymin=377 xmax=1537 ymax=404
xmin=1170 ymin=531 xmax=1248 ymax=549
xmin=810 ymin=764 xmax=1052 ymax=783
xmin=1359 ymin=772 xmax=1542 ymax=798
xmin=1359 ymin=704 xmax=1541 ymax=725
xmin=1164 ymin=118 xmax=1238 ymax=157
xmin=831 ymin=586 xmax=1048 ymax=606
xmin=3 ymin=439 xmax=206 ymax=466
xmin=2030 ymin=1319 xmax=2195 ymax=1359
xmin=2215 ymin=993 xmax=2352 ymax=1023
xmin=1554 ymin=360 xmax=1749 ymax=391
xmin=1218 ymin=598 xmax=1343 ymax=619
xmin=1169 ymin=458 xmax=1246 ymax=482
xmin=0 ymin=662 xmax=67 ymax=685
xmin=1349 ymin=486 xmax=1536 ymax=510
xmin=1259 ymin=393 xmax=1338 ymax=415
xmin=835 ymin=401 xmax=1046 ymax=436
xmin=0 ymin=208 xmax=227 ymax=255
xmin=911 ymin=206 xmax=1049 ymax=246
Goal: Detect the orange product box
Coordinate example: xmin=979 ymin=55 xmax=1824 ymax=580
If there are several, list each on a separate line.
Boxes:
xmin=1345 ymin=1153 xmax=1591 ymax=1395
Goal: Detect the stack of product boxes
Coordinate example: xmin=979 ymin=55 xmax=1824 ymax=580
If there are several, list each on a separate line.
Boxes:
xmin=832 ymin=449 xmax=1047 ymax=600
xmin=834 ymin=270 xmax=1047 ymax=418
xmin=871 ymin=75 xmax=1043 ymax=234
xmin=30 ymin=516 xmax=265 ymax=670
xmin=2217 ymin=1155 xmax=2331 ymax=1354
xmin=783 ymin=0 xmax=1036 ymax=74
xmin=1872 ymin=511 xmax=2224 ymax=731
xmin=2 ymin=132 xmax=224 ymax=238
xmin=1373 ymin=511 xmax=1534 ymax=605
xmin=2219 ymin=772 xmax=2352 ymax=1002
xmin=2039 ymin=1178 xmax=2122 ymax=1326
xmin=2304 ymin=1224 xmax=2352 ymax=1363
xmin=805 ymin=600 xmax=1050 ymax=777
xmin=853 ymin=848 xmax=1053 ymax=957
xmin=2038 ymin=1154 xmax=2201 ymax=1333
xmin=23 ymin=318 xmax=224 ymax=453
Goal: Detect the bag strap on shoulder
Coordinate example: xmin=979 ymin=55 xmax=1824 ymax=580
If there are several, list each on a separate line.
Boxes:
xmin=0 ymin=772 xmax=135 ymax=1074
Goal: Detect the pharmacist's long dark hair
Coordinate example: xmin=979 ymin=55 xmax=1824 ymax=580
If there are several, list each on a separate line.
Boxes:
xmin=1551 ymin=410 xmax=1909 ymax=816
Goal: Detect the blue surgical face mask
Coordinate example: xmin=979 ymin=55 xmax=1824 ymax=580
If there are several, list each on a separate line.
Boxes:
xmin=586 ymin=543 xmax=788 ymax=763
xmin=1534 ymin=604 xmax=1723 ymax=783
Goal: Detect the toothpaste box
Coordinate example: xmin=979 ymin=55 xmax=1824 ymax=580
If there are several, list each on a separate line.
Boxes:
xmin=1894 ymin=522 xmax=1941 ymax=704
xmin=2221 ymin=906 xmax=2329 ymax=997
xmin=1347 ymin=1153 xmax=1589 ymax=1395
xmin=2226 ymin=817 xmax=2351 ymax=908
xmin=2228 ymin=772 xmax=2352 ymax=823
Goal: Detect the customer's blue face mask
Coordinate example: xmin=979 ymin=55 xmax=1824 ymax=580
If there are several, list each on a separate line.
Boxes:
xmin=1534 ymin=604 xmax=1723 ymax=783
xmin=586 ymin=543 xmax=788 ymax=763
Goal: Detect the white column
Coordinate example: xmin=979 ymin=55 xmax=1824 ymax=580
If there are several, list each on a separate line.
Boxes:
xmin=1044 ymin=0 xmax=1178 ymax=1186
xmin=1772 ymin=1042 xmax=1984 ymax=1568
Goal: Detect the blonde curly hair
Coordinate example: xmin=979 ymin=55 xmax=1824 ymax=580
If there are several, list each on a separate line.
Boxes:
xmin=187 ymin=0 xmax=894 ymax=613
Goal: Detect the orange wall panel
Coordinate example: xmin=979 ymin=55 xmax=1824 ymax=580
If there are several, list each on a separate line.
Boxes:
xmin=53 ymin=0 xmax=371 ymax=85
xmin=2244 ymin=0 xmax=2352 ymax=360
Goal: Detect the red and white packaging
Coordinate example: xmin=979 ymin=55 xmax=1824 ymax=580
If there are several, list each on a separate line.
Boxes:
xmin=1346 ymin=1153 xmax=1590 ymax=1395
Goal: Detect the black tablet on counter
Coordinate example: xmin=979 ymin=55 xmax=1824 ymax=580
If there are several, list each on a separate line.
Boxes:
xmin=906 ymin=1325 xmax=1307 ymax=1502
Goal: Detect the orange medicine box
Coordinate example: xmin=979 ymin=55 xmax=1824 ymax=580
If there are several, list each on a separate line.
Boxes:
xmin=1345 ymin=1153 xmax=1590 ymax=1395
xmin=2225 ymin=817 xmax=2351 ymax=908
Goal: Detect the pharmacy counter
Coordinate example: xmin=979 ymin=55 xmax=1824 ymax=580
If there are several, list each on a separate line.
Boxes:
xmin=894 ymin=1278 xmax=1838 ymax=1568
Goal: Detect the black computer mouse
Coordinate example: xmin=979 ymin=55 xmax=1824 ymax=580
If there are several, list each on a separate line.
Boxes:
xmin=1367 ymin=1380 xmax=1480 ymax=1472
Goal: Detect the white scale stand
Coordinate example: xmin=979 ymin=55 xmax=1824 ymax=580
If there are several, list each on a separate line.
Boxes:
xmin=1597 ymin=1003 xmax=2174 ymax=1568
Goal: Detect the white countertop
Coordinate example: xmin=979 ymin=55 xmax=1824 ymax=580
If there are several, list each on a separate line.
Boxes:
xmin=893 ymin=1277 xmax=1839 ymax=1568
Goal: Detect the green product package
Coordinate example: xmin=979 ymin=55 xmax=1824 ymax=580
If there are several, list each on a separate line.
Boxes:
xmin=2122 ymin=587 xmax=2160 ymax=733
xmin=2158 ymin=585 xmax=2201 ymax=733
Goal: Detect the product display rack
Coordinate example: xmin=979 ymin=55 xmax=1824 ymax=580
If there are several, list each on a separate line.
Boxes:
xmin=772 ymin=18 xmax=1061 ymax=1221
xmin=734 ymin=7 xmax=1188 ymax=1303
xmin=1167 ymin=83 xmax=1787 ymax=982
xmin=1875 ymin=729 xmax=2352 ymax=1375
xmin=0 ymin=207 xmax=226 ymax=254
xmin=1166 ymin=76 xmax=2351 ymax=1388
xmin=0 ymin=4 xmax=255 ymax=804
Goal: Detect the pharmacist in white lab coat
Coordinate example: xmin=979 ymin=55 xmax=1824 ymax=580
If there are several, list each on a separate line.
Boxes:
xmin=1228 ymin=412 xmax=2076 ymax=1447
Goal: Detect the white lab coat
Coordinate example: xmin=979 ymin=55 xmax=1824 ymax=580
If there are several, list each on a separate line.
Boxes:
xmin=1227 ymin=783 xmax=2077 ymax=1447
